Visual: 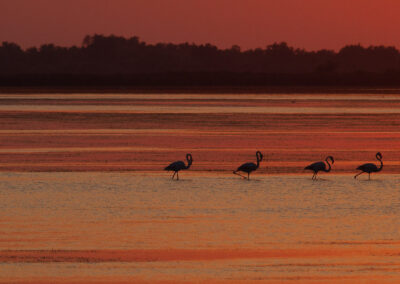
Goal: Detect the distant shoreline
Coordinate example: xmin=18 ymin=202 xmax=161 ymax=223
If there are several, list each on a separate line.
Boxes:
xmin=2 ymin=86 xmax=400 ymax=94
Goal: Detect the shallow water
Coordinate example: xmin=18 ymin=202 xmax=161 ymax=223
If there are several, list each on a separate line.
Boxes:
xmin=1 ymin=172 xmax=400 ymax=283
xmin=1 ymin=93 xmax=400 ymax=174
xmin=2 ymin=172 xmax=400 ymax=249
xmin=1 ymin=92 xmax=400 ymax=283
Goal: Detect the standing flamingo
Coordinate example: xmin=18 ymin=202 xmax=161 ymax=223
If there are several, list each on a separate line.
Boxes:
xmin=304 ymin=156 xmax=334 ymax=180
xmin=354 ymin=152 xmax=383 ymax=180
xmin=233 ymin=151 xmax=263 ymax=180
xmin=164 ymin=153 xmax=193 ymax=180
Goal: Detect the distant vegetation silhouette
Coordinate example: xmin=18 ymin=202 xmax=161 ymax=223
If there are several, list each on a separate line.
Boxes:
xmin=2 ymin=34 xmax=400 ymax=87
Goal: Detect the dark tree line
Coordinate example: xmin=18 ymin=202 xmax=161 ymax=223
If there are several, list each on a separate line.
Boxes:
xmin=1 ymin=34 xmax=400 ymax=86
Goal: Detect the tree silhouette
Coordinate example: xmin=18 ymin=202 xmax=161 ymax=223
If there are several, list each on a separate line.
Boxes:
xmin=1 ymin=34 xmax=400 ymax=86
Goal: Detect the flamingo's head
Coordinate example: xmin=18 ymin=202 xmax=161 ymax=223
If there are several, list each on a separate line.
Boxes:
xmin=376 ymin=152 xmax=382 ymax=160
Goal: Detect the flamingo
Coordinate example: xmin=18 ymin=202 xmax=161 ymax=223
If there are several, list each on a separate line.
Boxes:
xmin=304 ymin=156 xmax=334 ymax=180
xmin=354 ymin=152 xmax=383 ymax=180
xmin=233 ymin=151 xmax=263 ymax=180
xmin=164 ymin=153 xmax=193 ymax=180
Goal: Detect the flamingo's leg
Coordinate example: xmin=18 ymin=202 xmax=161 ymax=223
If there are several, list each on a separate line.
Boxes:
xmin=248 ymin=172 xmax=250 ymax=180
xmin=368 ymin=173 xmax=370 ymax=180
xmin=177 ymin=171 xmax=179 ymax=181
xmin=172 ymin=171 xmax=177 ymax=180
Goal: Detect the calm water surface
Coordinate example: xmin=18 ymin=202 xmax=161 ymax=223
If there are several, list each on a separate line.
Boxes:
xmin=1 ymin=92 xmax=400 ymax=283
xmin=1 ymin=173 xmax=400 ymax=283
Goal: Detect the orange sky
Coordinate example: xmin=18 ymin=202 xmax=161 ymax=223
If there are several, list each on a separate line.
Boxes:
xmin=1 ymin=0 xmax=400 ymax=50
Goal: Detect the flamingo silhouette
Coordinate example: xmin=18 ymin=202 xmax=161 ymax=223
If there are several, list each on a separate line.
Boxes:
xmin=164 ymin=153 xmax=193 ymax=180
xmin=354 ymin=152 xmax=383 ymax=180
xmin=233 ymin=151 xmax=263 ymax=180
xmin=304 ymin=156 xmax=334 ymax=180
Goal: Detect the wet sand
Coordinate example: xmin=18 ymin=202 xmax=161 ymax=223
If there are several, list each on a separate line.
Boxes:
xmin=1 ymin=92 xmax=400 ymax=283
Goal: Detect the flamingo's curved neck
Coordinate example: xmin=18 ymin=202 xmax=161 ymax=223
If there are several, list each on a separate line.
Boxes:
xmin=376 ymin=157 xmax=383 ymax=172
xmin=324 ymin=159 xmax=332 ymax=172
xmin=185 ymin=156 xmax=192 ymax=169
xmin=255 ymin=154 xmax=260 ymax=169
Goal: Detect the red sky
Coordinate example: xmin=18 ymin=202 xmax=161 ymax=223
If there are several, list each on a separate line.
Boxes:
xmin=1 ymin=0 xmax=400 ymax=51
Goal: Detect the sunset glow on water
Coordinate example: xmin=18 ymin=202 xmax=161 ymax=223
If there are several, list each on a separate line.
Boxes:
xmin=1 ymin=93 xmax=400 ymax=283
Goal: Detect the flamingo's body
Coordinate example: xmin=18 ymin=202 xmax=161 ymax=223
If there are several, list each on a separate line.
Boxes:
xmin=354 ymin=152 xmax=383 ymax=180
xmin=305 ymin=156 xmax=334 ymax=180
xmin=233 ymin=151 xmax=263 ymax=180
xmin=165 ymin=153 xmax=193 ymax=180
